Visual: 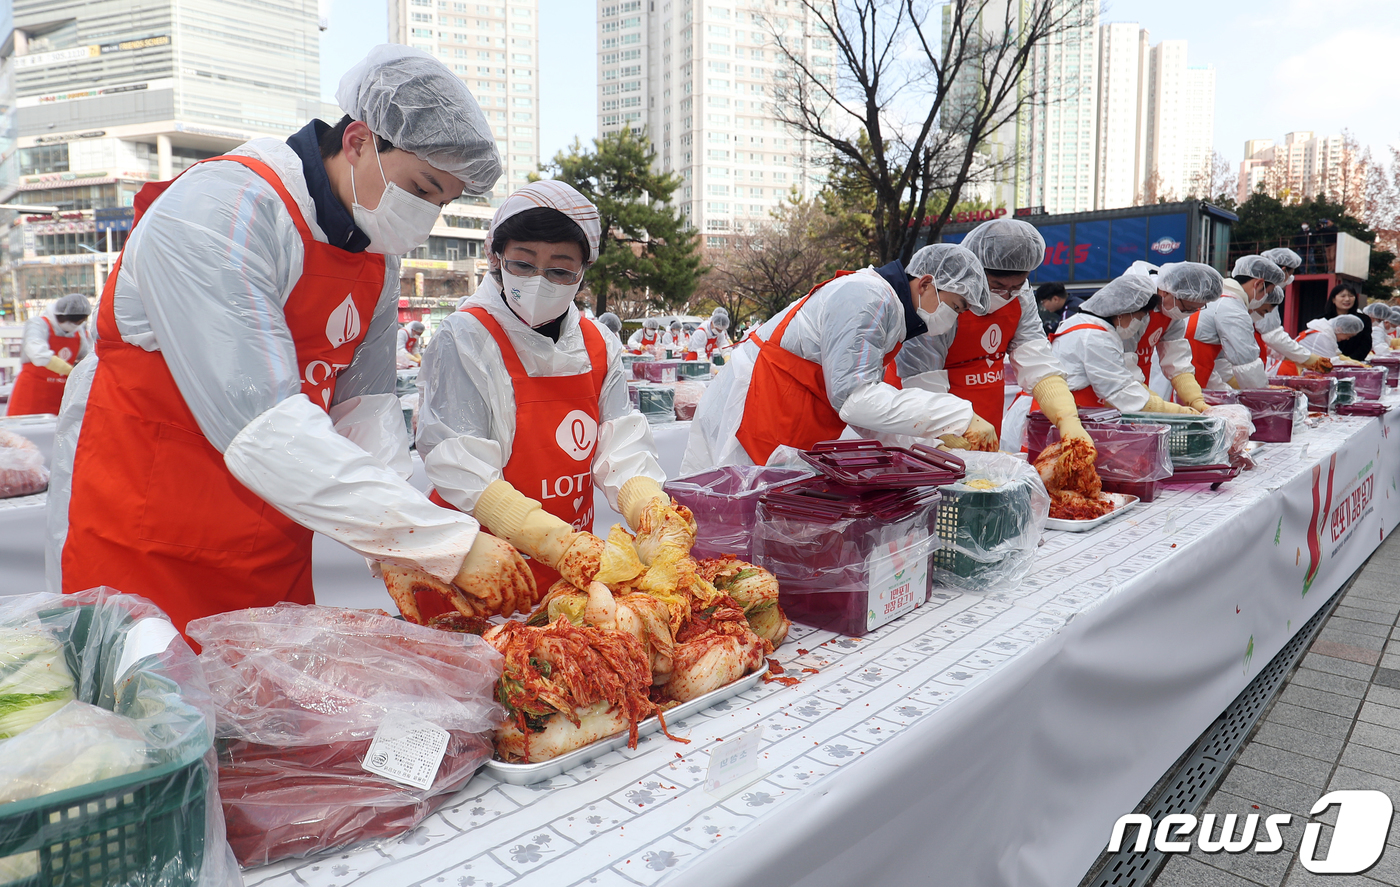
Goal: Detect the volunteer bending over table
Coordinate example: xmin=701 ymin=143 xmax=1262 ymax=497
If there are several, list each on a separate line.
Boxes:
xmin=416 ymin=180 xmax=668 ymax=594
xmin=46 ymin=45 xmax=534 ymax=632
xmin=6 ymin=293 xmax=91 ymax=417
xmin=1186 ymin=255 xmax=1287 ymax=389
xmin=663 ymin=320 xmax=686 ymax=351
xmin=628 ymin=317 xmax=663 ymax=351
xmin=1363 ymin=304 xmax=1395 ymax=358
xmin=1047 ymin=275 xmax=1199 ymax=417
xmin=681 ymin=244 xmax=993 ymax=472
xmin=686 ymin=309 xmax=731 ymax=360
xmin=1275 ymin=315 xmax=1365 ymax=375
xmin=897 ymin=218 xmax=1094 ymax=455
xmin=396 ymin=320 xmax=425 ymax=367
xmin=1252 ymin=248 xmax=1330 ymax=373
xmin=1120 ymin=262 xmax=1224 ymax=411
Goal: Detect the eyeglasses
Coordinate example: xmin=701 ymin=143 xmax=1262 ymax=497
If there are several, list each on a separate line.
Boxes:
xmin=496 ymin=255 xmax=585 ymax=286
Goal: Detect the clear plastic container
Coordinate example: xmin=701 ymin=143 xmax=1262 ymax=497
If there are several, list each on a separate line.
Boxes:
xmin=755 ymin=479 xmax=939 ymax=637
xmin=1237 ymin=388 xmax=1302 ymax=443
xmin=1368 ymin=355 xmax=1400 ymax=387
xmin=1119 ymin=413 xmax=1232 ymax=467
xmin=664 ymin=465 xmax=814 ymax=560
xmin=1270 ymin=376 xmax=1338 ymax=412
xmin=1026 ymin=418 xmax=1173 ymax=483
xmin=635 ymin=360 xmax=682 ymax=383
xmin=1328 ymin=366 xmax=1386 ymax=401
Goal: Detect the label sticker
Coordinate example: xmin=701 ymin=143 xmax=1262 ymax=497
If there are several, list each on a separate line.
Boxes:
xmin=704 ymin=726 xmax=764 ymax=795
xmin=362 ymin=715 xmax=450 ymax=790
xmin=866 ymin=533 xmax=928 ymax=631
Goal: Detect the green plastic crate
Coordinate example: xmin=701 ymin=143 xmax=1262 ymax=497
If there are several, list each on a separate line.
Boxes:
xmin=931 ymin=483 xmax=1034 ymax=580
xmin=677 ymin=361 xmax=712 ymax=379
xmin=1119 ymin=413 xmax=1230 ymax=467
xmin=1333 ymin=377 xmax=1356 ymax=406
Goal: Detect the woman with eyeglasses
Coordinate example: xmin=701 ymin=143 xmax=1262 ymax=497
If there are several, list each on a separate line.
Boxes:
xmin=415 ymin=180 xmax=668 ymax=595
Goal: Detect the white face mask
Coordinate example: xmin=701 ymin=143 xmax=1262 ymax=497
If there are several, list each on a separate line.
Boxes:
xmin=986 ymin=281 xmax=1025 ymax=313
xmin=500 ymin=266 xmax=581 ymax=328
xmin=1160 ymin=301 xmax=1191 ymax=321
xmin=1118 ymin=315 xmax=1148 ymax=345
xmin=917 ymin=300 xmax=959 ymax=337
xmin=56 ymin=321 xmax=82 ymax=334
xmin=1247 ymin=283 xmax=1271 ymax=310
xmin=350 ymin=139 xmax=442 ymax=256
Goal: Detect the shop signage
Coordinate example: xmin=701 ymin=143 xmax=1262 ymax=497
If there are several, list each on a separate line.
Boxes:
xmin=32 ymin=130 xmax=106 ymax=145
xmin=14 ymin=34 xmax=170 ymax=70
xmin=17 ymin=78 xmax=174 ymax=109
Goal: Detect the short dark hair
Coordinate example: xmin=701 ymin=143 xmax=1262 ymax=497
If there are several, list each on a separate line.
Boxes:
xmin=1231 ymin=275 xmax=1257 ymax=287
xmin=491 ymin=207 xmax=590 ymax=265
xmin=1035 ymin=282 xmax=1067 ymax=304
xmin=1325 ymin=282 xmax=1363 ymax=318
xmin=319 ymin=115 xmax=395 ymax=161
xmin=55 ymin=314 xmax=87 ymax=324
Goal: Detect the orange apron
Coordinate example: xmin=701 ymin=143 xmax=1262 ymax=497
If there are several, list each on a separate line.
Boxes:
xmin=1185 ymin=310 xmax=1223 ymax=387
xmin=943 ymin=298 xmax=1024 ymax=437
xmin=637 ymin=329 xmax=660 ymax=348
xmin=6 ymin=318 xmax=81 ymax=416
xmin=1275 ymin=329 xmax=1321 ymax=376
xmin=427 ymin=306 xmax=609 ymax=600
xmin=734 ymin=274 xmax=900 ymax=466
xmin=404 ymin=333 xmax=419 ymax=353
xmin=683 ymin=328 xmax=720 ymax=361
xmin=1133 ymin=310 xmax=1172 ymax=380
xmin=61 ymin=155 xmax=387 ymax=634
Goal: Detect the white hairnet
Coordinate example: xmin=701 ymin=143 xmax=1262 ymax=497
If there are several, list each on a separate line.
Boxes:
xmin=1077 ymin=275 xmax=1157 ymax=317
xmin=1387 ymin=306 xmax=1400 ymax=325
xmin=1332 ymin=314 xmax=1365 ymax=336
xmin=960 ymin=219 xmax=1046 ymax=273
xmin=1157 ymin=263 xmax=1223 ymax=304
xmin=1126 ymin=260 xmax=1160 ymax=276
xmin=1261 ymin=247 xmax=1302 ymax=271
xmin=643 ymin=317 xmax=660 ymax=330
xmin=669 ymin=320 xmax=682 ymax=331
xmin=408 ymin=320 xmax=425 ymax=334
xmin=1231 ymin=255 xmax=1287 ymax=286
xmin=53 ymin=293 xmax=91 ymax=316
xmin=599 ymin=312 xmax=622 ymax=334
xmin=906 ymin=243 xmax=992 ymax=314
xmin=1266 ymin=285 xmax=1286 ymax=306
xmin=336 ymin=44 xmax=502 ymax=194
xmin=1363 ymin=303 xmax=1389 ymax=320
xmin=712 ymin=307 xmax=729 ymax=318
xmin=711 ymin=314 xmax=730 ymax=331
xmin=485 ymin=180 xmax=602 ymax=269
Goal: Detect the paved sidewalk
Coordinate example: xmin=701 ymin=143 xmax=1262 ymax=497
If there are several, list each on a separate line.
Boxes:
xmin=1151 ymin=533 xmax=1400 ymax=886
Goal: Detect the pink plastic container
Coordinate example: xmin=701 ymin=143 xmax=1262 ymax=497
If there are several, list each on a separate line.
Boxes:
xmin=800 ymin=439 xmax=966 ymax=488
xmin=1200 ymin=390 xmax=1240 ymax=406
xmin=634 ymin=360 xmax=682 ymax=383
xmin=1270 ymin=376 xmax=1337 ymax=412
xmin=1369 ymin=356 xmax=1400 ymax=387
xmin=1237 ymin=389 xmax=1300 ymax=442
xmin=1328 ymin=367 xmax=1387 ymax=401
xmin=755 ymin=479 xmax=939 ymax=637
xmin=1025 ymin=418 xmax=1173 ymax=484
xmin=663 ymin=466 xmax=811 ymax=560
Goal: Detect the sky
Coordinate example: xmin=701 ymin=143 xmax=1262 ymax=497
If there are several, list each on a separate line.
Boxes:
xmin=318 ymin=0 xmax=1400 ymax=176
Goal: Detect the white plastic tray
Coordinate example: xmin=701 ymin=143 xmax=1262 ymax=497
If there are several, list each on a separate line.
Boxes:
xmin=1045 ymin=493 xmax=1139 ymax=533
xmin=482 ymin=662 xmax=770 ymax=785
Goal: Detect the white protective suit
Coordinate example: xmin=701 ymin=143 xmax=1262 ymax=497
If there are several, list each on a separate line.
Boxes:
xmin=45 ymin=136 xmax=478 ymax=592
xmin=1192 ymin=280 xmax=1269 ymax=389
xmin=22 ymin=301 xmax=92 ymax=368
xmin=1124 ymin=261 xmax=1220 ymax=385
xmin=1255 ymin=308 xmax=1314 ymax=368
xmin=1049 ymin=314 xmax=1153 ymax=413
xmin=416 ymin=280 xmax=664 ymax=513
xmin=396 ymin=326 xmax=421 ymax=368
xmin=681 ymin=268 xmax=975 ymax=472
xmin=1297 ymin=316 xmax=1363 ymax=360
xmin=686 ymin=318 xmax=731 ymax=356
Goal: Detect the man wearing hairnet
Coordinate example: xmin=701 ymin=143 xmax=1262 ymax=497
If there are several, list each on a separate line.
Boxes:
xmin=6 ymin=293 xmax=91 ymax=416
xmin=894 ymin=218 xmax=1091 ymax=455
xmin=682 ymin=243 xmax=991 ymax=471
xmin=685 ymin=308 xmax=732 ymax=359
xmin=416 ymin=180 xmax=666 ymax=594
xmin=663 ymin=320 xmax=686 ymax=351
xmin=1275 ymin=314 xmax=1365 ymax=375
xmin=1041 ymin=275 xmax=1198 ymax=422
xmin=1121 ymin=262 xmax=1223 ymax=411
xmin=397 ymin=320 xmax=426 ymax=368
xmin=48 ymin=45 xmax=533 ymax=633
xmin=1252 ymin=248 xmax=1332 ymax=373
xmin=628 ymin=316 xmax=663 ymax=351
xmin=1185 ymin=255 xmax=1286 ymax=390
xmin=597 ymin=312 xmax=624 ymax=347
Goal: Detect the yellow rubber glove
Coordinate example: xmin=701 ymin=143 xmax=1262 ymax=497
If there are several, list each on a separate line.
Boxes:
xmin=617 ymin=476 xmax=668 ymax=530
xmin=1302 ymin=355 xmax=1332 ymax=373
xmin=45 ymin=356 xmax=73 ymax=376
xmin=1170 ymin=372 xmax=1209 ymax=413
xmin=451 ymin=532 xmax=536 ymax=614
xmin=1143 ymin=392 xmax=1197 ymax=414
xmin=410 ymin=352 xmax=422 ymax=365
xmin=937 ymin=433 xmax=972 ymax=450
xmin=1031 ymin=375 xmax=1094 ymax=451
xmin=473 ymin=479 xmax=603 ymax=587
xmin=1391 ymin=338 xmax=1400 ymax=350
xmin=963 ymin=413 xmax=999 ymax=452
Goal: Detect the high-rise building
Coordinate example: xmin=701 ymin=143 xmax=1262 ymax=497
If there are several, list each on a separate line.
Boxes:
xmin=596 ymin=0 xmax=825 ymax=246
xmin=1025 ymin=0 xmax=1099 ymax=214
xmin=388 ymin=0 xmax=539 ymax=206
xmin=1236 ymin=131 xmax=1360 ymax=207
xmin=1144 ymin=41 xmax=1214 ymax=201
xmin=1094 ymin=22 xmax=1149 ymax=210
xmin=0 ymin=0 xmax=323 ymax=314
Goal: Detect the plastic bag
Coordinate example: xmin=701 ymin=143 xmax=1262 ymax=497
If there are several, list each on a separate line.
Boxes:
xmin=0 ymin=588 xmax=241 ymax=887
xmin=1328 ymin=366 xmax=1386 ymax=401
xmin=672 ymin=380 xmax=706 ymax=421
xmin=188 ymin=604 xmax=503 ymax=867
xmin=928 ymin=451 xmax=1050 ymax=594
xmin=1120 ymin=413 xmax=1234 ymax=468
xmin=0 ymin=429 xmax=47 ymax=499
xmin=665 ymin=464 xmax=814 ymax=560
xmin=1204 ymin=404 xmax=1255 ymax=460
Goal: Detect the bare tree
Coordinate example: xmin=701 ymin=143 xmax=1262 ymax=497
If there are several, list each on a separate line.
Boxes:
xmin=1333 ymin=131 xmax=1369 ymax=221
xmin=1141 ymin=169 xmax=1167 ymax=205
xmin=709 ymin=197 xmax=846 ymax=320
xmin=766 ymin=0 xmax=1091 ymax=264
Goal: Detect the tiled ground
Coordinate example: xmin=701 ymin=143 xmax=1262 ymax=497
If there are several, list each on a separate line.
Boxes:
xmin=1150 ymin=537 xmax=1400 ymax=886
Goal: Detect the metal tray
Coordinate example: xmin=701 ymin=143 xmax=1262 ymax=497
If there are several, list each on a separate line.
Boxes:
xmin=482 ymin=663 xmax=770 ymax=785
xmin=1045 ymin=493 xmax=1139 ymax=533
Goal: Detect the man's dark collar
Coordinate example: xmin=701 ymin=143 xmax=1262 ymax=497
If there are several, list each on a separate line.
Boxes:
xmin=874 ymin=260 xmax=926 ymax=340
xmin=287 ymin=120 xmax=371 ymax=253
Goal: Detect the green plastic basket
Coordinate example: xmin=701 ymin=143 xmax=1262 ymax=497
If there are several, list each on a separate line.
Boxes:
xmin=1333 ymin=377 xmax=1356 ymax=406
xmin=931 ymin=483 xmax=1033 ymax=580
xmin=1119 ymin=413 xmax=1229 ymax=467
xmin=677 ymin=361 xmax=712 ymax=379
